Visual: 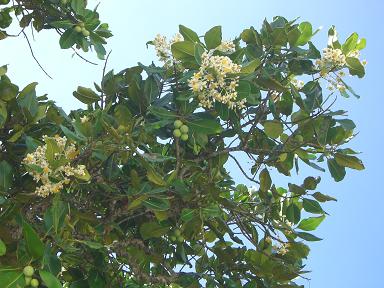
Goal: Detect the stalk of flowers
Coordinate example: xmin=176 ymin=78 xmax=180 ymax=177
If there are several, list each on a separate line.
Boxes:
xmin=315 ymin=47 xmax=364 ymax=93
xmin=152 ymin=33 xmax=184 ymax=68
xmin=188 ymin=51 xmax=245 ymax=109
xmin=23 ymin=135 xmax=90 ymax=197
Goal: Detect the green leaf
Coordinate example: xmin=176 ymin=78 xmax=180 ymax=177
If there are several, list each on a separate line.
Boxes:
xmin=73 ymin=86 xmax=100 ymax=104
xmin=0 ymin=238 xmax=6 ymax=256
xmin=71 ymin=0 xmax=86 ymax=15
xmin=240 ymin=59 xmax=261 ymax=74
xmin=0 ymin=100 xmax=6 ymax=128
xmin=263 ymin=120 xmax=283 ymax=139
xmin=296 ymin=231 xmax=322 ymax=241
xmin=295 ymin=22 xmax=312 ymax=46
xmin=185 ymin=114 xmax=222 ymax=135
xmin=144 ymin=76 xmax=159 ymax=103
xmin=148 ymin=106 xmax=177 ymax=120
xmin=335 ymin=153 xmax=365 ymax=170
xmin=17 ymin=82 xmax=39 ymax=117
xmin=60 ymin=125 xmax=86 ymax=143
xmin=346 ymin=57 xmax=365 ymax=78
xmin=342 ymin=32 xmax=358 ymax=54
xmin=59 ymin=28 xmax=80 ymax=49
xmin=171 ymin=41 xmax=195 ymax=60
xmin=143 ymin=198 xmax=170 ymax=211
xmin=0 ymin=269 xmax=24 ymax=288
xmin=179 ymin=25 xmax=200 ymax=43
xmin=140 ymin=222 xmax=170 ymax=240
xmin=312 ymin=192 xmax=337 ymax=202
xmin=0 ymin=80 xmax=18 ymax=102
xmin=298 ymin=215 xmax=325 ymax=231
xmin=286 ymin=203 xmax=300 ymax=224
xmin=0 ymin=160 xmax=12 ymax=192
xmin=147 ymin=168 xmax=167 ymax=186
xmin=204 ymin=26 xmax=222 ymax=50
xmin=336 ymin=119 xmax=356 ymax=131
xmin=302 ymin=198 xmax=324 ymax=214
xmin=23 ymin=220 xmax=44 ymax=259
xmin=259 ymin=169 xmax=271 ymax=192
xmin=40 ymin=270 xmax=63 ymax=288
xmin=327 ymin=158 xmax=346 ymax=182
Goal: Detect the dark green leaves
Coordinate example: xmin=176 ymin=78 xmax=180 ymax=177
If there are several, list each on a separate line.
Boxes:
xmin=346 ymin=57 xmax=365 ymax=78
xmin=73 ymin=86 xmax=100 ymax=104
xmin=0 ymin=269 xmax=25 ymax=288
xmin=17 ymin=82 xmax=39 ymax=117
xmin=302 ymin=198 xmax=324 ymax=214
xmin=296 ymin=231 xmax=322 ymax=241
xmin=59 ymin=28 xmax=81 ymax=49
xmin=0 ymin=160 xmax=12 ymax=192
xmin=286 ymin=203 xmax=300 ymax=224
xmin=23 ymin=220 xmax=44 ymax=259
xmin=327 ymin=158 xmax=346 ymax=182
xmin=185 ymin=114 xmax=222 ymax=135
xmin=140 ymin=222 xmax=169 ymax=240
xmin=204 ymin=26 xmax=222 ymax=50
xmin=40 ymin=270 xmax=63 ymax=288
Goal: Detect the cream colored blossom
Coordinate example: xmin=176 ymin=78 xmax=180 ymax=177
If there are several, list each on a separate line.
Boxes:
xmin=152 ymin=33 xmax=183 ymax=67
xmin=188 ymin=51 xmax=245 ymax=109
xmin=23 ymin=135 xmax=89 ymax=197
xmin=216 ymin=40 xmax=236 ymax=53
xmin=80 ymin=115 xmax=89 ymax=123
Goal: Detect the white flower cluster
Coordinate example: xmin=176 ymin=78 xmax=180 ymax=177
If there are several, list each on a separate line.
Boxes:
xmin=216 ymin=40 xmax=236 ymax=54
xmin=316 ymin=48 xmax=346 ymax=72
xmin=188 ymin=51 xmax=245 ymax=109
xmin=23 ymin=135 xmax=88 ymax=197
xmin=152 ymin=33 xmax=184 ymax=67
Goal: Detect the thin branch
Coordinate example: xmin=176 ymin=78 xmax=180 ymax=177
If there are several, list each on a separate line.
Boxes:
xmin=100 ymin=50 xmax=112 ymax=109
xmin=229 ymin=154 xmax=260 ymax=184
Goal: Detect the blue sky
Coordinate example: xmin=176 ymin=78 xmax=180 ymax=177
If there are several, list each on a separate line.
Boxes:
xmin=1 ymin=0 xmax=382 ymax=287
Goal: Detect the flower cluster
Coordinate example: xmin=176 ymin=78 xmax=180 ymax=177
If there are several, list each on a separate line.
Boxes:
xmin=316 ymin=48 xmax=346 ymax=72
xmin=152 ymin=33 xmax=183 ymax=67
xmin=291 ymin=78 xmax=305 ymax=90
xmin=216 ymin=40 xmax=236 ymax=54
xmin=188 ymin=51 xmax=245 ymax=109
xmin=23 ymin=135 xmax=88 ymax=197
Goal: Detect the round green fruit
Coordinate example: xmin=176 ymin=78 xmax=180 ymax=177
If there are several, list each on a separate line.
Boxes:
xmin=180 ymin=134 xmax=189 ymax=141
xmin=174 ymin=120 xmax=183 ymax=129
xmin=0 ymin=0 xmax=10 ymax=5
xmin=25 ymin=276 xmax=32 ymax=285
xmin=170 ymin=235 xmax=176 ymax=242
xmin=294 ymin=135 xmax=304 ymax=142
xmin=174 ymin=229 xmax=181 ymax=237
xmin=81 ymin=28 xmax=90 ymax=37
xmin=23 ymin=266 xmax=34 ymax=277
xmin=173 ymin=129 xmax=181 ymax=138
xmin=177 ymin=235 xmax=184 ymax=242
xmin=30 ymin=278 xmax=39 ymax=287
xmin=74 ymin=25 xmax=82 ymax=33
xmin=79 ymin=22 xmax=85 ymax=28
xmin=180 ymin=125 xmax=189 ymax=134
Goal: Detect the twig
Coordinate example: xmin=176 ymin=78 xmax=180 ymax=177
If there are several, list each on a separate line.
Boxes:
xmin=100 ymin=50 xmax=112 ymax=109
xmin=229 ymin=154 xmax=260 ymax=184
xmin=71 ymin=47 xmax=98 ymax=65
xmin=22 ymin=30 xmax=53 ymax=79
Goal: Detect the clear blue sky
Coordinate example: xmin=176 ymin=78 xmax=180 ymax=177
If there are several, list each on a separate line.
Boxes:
xmin=1 ymin=0 xmax=382 ymax=287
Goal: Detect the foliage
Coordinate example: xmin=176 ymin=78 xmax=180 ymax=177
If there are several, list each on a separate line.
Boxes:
xmin=0 ymin=4 xmax=367 ymax=288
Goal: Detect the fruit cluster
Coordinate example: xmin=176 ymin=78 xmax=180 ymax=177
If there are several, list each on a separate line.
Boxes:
xmin=74 ymin=22 xmax=90 ymax=37
xmin=23 ymin=265 xmax=39 ymax=287
xmin=169 ymin=229 xmax=184 ymax=243
xmin=173 ymin=120 xmax=189 ymax=141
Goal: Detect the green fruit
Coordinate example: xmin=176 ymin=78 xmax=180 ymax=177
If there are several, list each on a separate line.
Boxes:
xmin=60 ymin=0 xmax=68 ymax=4
xmin=170 ymin=235 xmax=176 ymax=242
xmin=25 ymin=276 xmax=32 ymax=285
xmin=0 ymin=0 xmax=10 ymax=5
xmin=23 ymin=266 xmax=34 ymax=277
xmin=177 ymin=235 xmax=184 ymax=242
xmin=30 ymin=278 xmax=39 ymax=287
xmin=81 ymin=28 xmax=90 ymax=37
xmin=174 ymin=120 xmax=183 ymax=128
xmin=173 ymin=129 xmax=181 ymax=138
xmin=180 ymin=134 xmax=189 ymax=141
xmin=180 ymin=125 xmax=189 ymax=134
xmin=174 ymin=229 xmax=181 ymax=237
xmin=79 ymin=22 xmax=85 ymax=28
xmin=74 ymin=25 xmax=82 ymax=33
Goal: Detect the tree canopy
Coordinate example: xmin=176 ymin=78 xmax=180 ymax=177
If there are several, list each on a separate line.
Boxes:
xmin=0 ymin=1 xmax=366 ymax=287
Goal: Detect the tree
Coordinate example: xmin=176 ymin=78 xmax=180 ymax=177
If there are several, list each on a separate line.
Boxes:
xmin=0 ymin=1 xmax=367 ymax=287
